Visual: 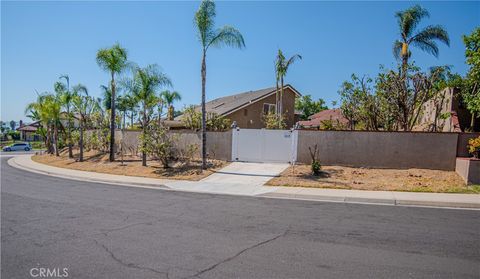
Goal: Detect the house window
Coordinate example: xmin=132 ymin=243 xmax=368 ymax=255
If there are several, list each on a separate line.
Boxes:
xmin=263 ymin=103 xmax=276 ymax=115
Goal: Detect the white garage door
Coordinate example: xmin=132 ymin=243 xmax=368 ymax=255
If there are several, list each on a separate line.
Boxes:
xmin=231 ymin=128 xmax=298 ymax=163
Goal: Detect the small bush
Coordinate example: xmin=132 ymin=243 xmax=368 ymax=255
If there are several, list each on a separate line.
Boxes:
xmin=468 ymin=136 xmax=480 ymax=158
xmin=262 ymin=112 xmax=286 ymax=129
xmin=308 ymin=144 xmax=321 ymax=176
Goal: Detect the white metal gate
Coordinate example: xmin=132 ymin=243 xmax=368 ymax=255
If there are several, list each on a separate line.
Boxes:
xmin=231 ymin=128 xmax=298 ymax=163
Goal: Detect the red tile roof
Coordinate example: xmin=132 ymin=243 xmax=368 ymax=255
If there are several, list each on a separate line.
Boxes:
xmin=298 ymin=109 xmax=348 ymax=127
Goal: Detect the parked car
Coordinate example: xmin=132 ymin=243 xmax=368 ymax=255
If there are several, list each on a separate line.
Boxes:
xmin=2 ymin=142 xmax=31 ymax=152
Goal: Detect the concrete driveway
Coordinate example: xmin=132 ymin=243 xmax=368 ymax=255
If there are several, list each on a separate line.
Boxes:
xmin=165 ymin=162 xmax=289 ymax=195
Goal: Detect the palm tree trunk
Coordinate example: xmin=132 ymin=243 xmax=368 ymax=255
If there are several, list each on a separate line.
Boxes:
xmin=280 ymin=77 xmax=284 ymax=128
xmin=109 ymin=72 xmax=116 ymax=162
xmin=67 ymin=107 xmax=73 ymax=158
xmin=54 ymin=122 xmax=59 ymax=156
xmin=142 ymin=104 xmax=147 ymax=167
xmin=201 ymin=51 xmax=207 ymax=170
xmin=79 ymin=119 xmax=84 ymax=162
xmin=275 ymin=79 xmax=279 ymax=116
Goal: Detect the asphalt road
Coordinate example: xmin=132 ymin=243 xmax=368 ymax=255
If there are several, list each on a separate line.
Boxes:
xmin=2 ymin=157 xmax=479 ymax=279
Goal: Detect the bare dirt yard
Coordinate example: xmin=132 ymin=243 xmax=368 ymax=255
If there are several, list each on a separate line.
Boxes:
xmin=266 ymin=164 xmax=480 ymax=193
xmin=32 ymin=150 xmax=227 ymax=181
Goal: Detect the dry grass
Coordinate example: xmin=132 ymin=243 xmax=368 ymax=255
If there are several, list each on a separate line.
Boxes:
xmin=32 ymin=149 xmax=227 ymax=181
xmin=266 ymin=164 xmax=479 ymax=193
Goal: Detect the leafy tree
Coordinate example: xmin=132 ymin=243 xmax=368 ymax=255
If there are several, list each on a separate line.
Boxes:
xmin=9 ymin=120 xmax=16 ymax=131
xmin=124 ymin=64 xmax=171 ymax=166
xmin=275 ymin=49 xmax=302 ymax=118
xmin=72 ymin=85 xmax=99 ymax=162
xmin=181 ymin=106 xmax=231 ymax=131
xmin=56 ymin=74 xmax=75 ymax=158
xmin=262 ymin=112 xmax=286 ymax=129
xmin=462 ymin=28 xmax=480 ymax=130
xmin=195 ymin=0 xmax=245 ymax=169
xmin=393 ymin=5 xmax=449 ymax=72
xmin=295 ymin=95 xmax=327 ymax=120
xmin=96 ymin=43 xmax=128 ymax=162
xmin=160 ymin=90 xmax=182 ymax=120
xmin=139 ymin=121 xmax=177 ymax=169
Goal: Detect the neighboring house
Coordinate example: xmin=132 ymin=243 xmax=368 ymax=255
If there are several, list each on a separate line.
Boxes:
xmin=415 ymin=87 xmax=479 ymax=132
xmin=175 ymin=85 xmax=302 ymax=129
xmin=17 ymin=121 xmax=43 ymax=141
xmin=298 ymin=109 xmax=349 ymax=129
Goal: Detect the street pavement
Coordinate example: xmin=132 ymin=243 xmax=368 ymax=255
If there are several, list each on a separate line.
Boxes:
xmin=1 ymin=156 xmax=480 ymax=278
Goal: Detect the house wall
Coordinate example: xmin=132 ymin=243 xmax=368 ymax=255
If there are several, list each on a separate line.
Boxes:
xmin=296 ymin=130 xmax=458 ymax=170
xmin=226 ymin=88 xmax=296 ymax=129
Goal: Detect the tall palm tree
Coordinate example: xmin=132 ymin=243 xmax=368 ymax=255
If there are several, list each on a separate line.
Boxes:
xmin=160 ymin=90 xmax=181 ymax=120
xmin=72 ymin=84 xmax=97 ymax=162
xmin=125 ymin=64 xmax=171 ymax=166
xmin=275 ymin=49 xmax=302 ymax=118
xmin=96 ymin=43 xmax=128 ymax=162
xmin=393 ymin=5 xmax=449 ymax=71
xmin=57 ymin=74 xmax=75 ymax=158
xmin=195 ymin=0 xmax=245 ymax=169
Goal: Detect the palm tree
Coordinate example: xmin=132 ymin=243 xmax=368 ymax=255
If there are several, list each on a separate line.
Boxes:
xmin=26 ymin=93 xmax=53 ymax=153
xmin=57 ymin=74 xmax=75 ymax=158
xmin=275 ymin=49 xmax=302 ymax=118
xmin=96 ymin=43 xmax=128 ymax=162
xmin=195 ymin=0 xmax=245 ymax=169
xmin=125 ymin=64 xmax=171 ymax=166
xmin=160 ymin=90 xmax=181 ymax=120
xmin=72 ymin=84 xmax=97 ymax=162
xmin=393 ymin=5 xmax=449 ymax=71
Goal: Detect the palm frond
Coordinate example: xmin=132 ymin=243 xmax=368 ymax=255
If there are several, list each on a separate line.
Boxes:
xmin=392 ymin=40 xmax=403 ymax=60
xmin=411 ymin=38 xmax=439 ymax=57
xmin=208 ymin=25 xmax=245 ymax=50
xmin=396 ymin=5 xmax=429 ymax=39
xmin=195 ymin=0 xmax=216 ymax=48
xmin=411 ymin=24 xmax=450 ymax=46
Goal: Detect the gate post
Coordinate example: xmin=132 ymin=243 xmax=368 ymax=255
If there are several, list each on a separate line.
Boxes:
xmin=231 ymin=128 xmax=239 ymax=161
xmin=291 ymin=129 xmax=299 ymax=164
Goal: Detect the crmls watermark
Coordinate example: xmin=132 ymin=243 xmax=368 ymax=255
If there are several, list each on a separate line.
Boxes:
xmin=30 ymin=267 xmax=69 ymax=278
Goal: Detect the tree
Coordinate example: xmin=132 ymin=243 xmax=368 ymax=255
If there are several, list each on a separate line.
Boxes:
xmin=96 ymin=43 xmax=128 ymax=162
xmin=100 ymin=85 xmax=112 ymax=111
xmin=125 ymin=64 xmax=171 ymax=166
xmin=195 ymin=0 xmax=245 ymax=169
xmin=393 ymin=5 xmax=449 ymax=72
xmin=295 ymin=95 xmax=328 ymax=120
xmin=375 ymin=63 xmax=447 ymax=131
xmin=160 ymin=90 xmax=182 ymax=120
xmin=57 ymin=74 xmax=75 ymax=158
xmin=27 ymin=92 xmax=62 ymax=155
xmin=275 ymin=49 xmax=302 ymax=119
xmin=9 ymin=120 xmax=16 ymax=131
xmin=462 ymin=28 xmax=480 ymax=130
xmin=72 ymin=85 xmax=98 ymax=162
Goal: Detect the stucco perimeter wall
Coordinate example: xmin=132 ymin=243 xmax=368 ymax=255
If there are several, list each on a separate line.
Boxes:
xmin=296 ymin=131 xmax=459 ymax=170
xmin=115 ymin=130 xmax=232 ymax=161
xmin=169 ymin=130 xmax=232 ymax=161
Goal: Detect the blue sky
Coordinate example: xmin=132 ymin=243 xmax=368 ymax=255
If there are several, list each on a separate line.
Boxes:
xmin=2 ymin=1 xmax=479 ymax=122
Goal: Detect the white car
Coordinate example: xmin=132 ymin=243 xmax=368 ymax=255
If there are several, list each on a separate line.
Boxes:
xmin=2 ymin=142 xmax=32 ymax=152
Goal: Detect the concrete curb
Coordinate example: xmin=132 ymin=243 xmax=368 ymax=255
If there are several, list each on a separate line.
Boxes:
xmin=259 ymin=192 xmax=480 ymax=209
xmin=7 ymin=156 xmax=169 ymax=191
xmin=8 ymin=155 xmax=480 ymax=210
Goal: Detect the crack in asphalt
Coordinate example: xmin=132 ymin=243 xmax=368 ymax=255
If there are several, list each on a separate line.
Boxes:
xmin=99 ymin=220 xmax=153 ymax=236
xmin=93 ymin=239 xmax=169 ymax=278
xmin=186 ymin=229 xmax=290 ymax=279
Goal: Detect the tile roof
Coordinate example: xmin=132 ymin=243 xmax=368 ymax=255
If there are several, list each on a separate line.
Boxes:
xmin=176 ymin=85 xmax=300 ymax=119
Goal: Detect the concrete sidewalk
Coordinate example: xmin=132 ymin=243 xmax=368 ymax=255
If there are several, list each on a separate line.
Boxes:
xmin=8 ymin=155 xmax=480 ymax=209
